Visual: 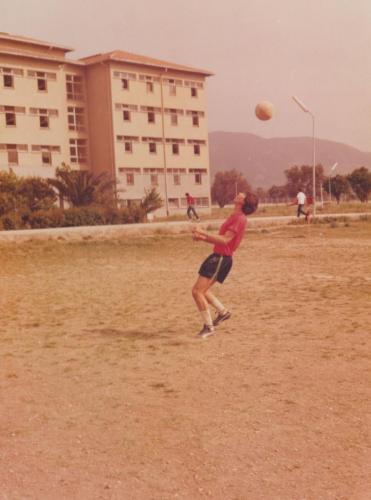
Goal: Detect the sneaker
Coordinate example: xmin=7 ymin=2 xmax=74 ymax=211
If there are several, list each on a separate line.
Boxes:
xmin=196 ymin=324 xmax=215 ymax=338
xmin=213 ymin=310 xmax=231 ymax=327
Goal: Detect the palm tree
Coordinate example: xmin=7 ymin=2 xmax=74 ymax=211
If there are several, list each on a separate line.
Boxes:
xmin=48 ymin=164 xmax=117 ymax=207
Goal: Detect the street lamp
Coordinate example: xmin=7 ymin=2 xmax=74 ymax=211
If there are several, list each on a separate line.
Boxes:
xmin=292 ymin=96 xmax=316 ymax=216
xmin=328 ymin=162 xmax=338 ymax=202
xmin=160 ymin=72 xmax=170 ymax=216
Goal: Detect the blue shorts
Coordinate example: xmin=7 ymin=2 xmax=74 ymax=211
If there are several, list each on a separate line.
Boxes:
xmin=199 ymin=253 xmax=233 ymax=283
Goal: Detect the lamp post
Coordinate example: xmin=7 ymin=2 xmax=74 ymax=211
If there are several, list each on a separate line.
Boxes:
xmin=329 ymin=162 xmax=338 ymax=202
xmin=160 ymin=72 xmax=170 ymax=216
xmin=292 ymin=96 xmax=316 ymax=216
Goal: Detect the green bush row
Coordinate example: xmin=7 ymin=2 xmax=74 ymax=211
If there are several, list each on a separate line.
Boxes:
xmin=0 ymin=205 xmax=146 ymax=231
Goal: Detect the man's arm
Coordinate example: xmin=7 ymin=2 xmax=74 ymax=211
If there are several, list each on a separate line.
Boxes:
xmin=192 ymin=227 xmax=235 ymax=246
xmin=287 ymin=198 xmax=298 ymax=206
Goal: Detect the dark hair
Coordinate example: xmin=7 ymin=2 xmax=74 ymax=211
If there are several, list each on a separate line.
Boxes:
xmin=185 ymin=192 xmax=189 ymax=196
xmin=242 ymin=192 xmax=259 ymax=215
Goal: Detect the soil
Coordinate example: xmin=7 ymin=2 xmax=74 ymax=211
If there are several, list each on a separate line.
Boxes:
xmin=0 ymin=221 xmax=370 ymax=499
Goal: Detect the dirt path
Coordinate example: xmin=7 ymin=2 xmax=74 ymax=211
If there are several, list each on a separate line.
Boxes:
xmin=1 ymin=221 xmax=370 ymax=499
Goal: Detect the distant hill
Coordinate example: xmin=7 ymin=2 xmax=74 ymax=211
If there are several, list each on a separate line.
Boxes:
xmin=209 ymin=131 xmax=371 ymax=189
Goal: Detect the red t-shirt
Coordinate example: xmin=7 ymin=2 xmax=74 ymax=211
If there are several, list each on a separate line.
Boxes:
xmin=213 ymin=212 xmax=247 ymax=256
xmin=186 ymin=195 xmax=195 ymax=205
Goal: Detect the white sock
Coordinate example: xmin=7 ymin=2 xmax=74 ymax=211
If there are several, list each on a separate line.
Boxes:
xmin=207 ymin=296 xmax=227 ymax=314
xmin=200 ymin=309 xmax=213 ymax=327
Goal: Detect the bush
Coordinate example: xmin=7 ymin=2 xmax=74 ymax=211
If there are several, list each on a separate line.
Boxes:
xmin=119 ymin=205 xmax=146 ymax=223
xmin=0 ymin=205 xmax=147 ymax=231
xmin=63 ymin=207 xmax=106 ymax=227
xmin=28 ymin=208 xmax=66 ymax=229
xmin=0 ymin=212 xmax=24 ymax=230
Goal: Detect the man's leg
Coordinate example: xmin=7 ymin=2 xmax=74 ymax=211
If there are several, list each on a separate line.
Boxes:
xmin=192 ymin=206 xmax=200 ymax=220
xmin=205 ymin=290 xmax=231 ymax=326
xmin=298 ymin=204 xmax=308 ymax=217
xmin=192 ymin=276 xmax=216 ymax=336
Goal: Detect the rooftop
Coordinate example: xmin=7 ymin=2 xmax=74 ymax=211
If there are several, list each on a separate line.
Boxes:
xmin=0 ymin=32 xmax=73 ymax=52
xmin=80 ymin=50 xmax=213 ymax=76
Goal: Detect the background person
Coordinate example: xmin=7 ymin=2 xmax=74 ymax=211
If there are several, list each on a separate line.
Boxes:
xmin=185 ymin=193 xmax=200 ymax=221
xmin=191 ymin=191 xmax=258 ymax=338
xmin=289 ymin=188 xmax=310 ymax=222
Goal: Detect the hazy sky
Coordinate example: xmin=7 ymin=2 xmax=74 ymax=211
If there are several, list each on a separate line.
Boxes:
xmin=2 ymin=0 xmax=371 ymax=151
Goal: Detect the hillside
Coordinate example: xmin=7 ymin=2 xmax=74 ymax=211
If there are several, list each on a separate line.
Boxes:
xmin=209 ymin=131 xmax=371 ymax=189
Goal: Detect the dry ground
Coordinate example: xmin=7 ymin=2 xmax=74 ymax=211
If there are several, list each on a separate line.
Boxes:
xmin=1 ymin=219 xmax=370 ymax=499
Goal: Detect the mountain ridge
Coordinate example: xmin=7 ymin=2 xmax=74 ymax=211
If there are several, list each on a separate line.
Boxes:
xmin=208 ymin=131 xmax=371 ymax=189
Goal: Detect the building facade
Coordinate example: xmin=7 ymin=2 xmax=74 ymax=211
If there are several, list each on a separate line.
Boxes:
xmin=0 ymin=33 xmax=213 ymax=215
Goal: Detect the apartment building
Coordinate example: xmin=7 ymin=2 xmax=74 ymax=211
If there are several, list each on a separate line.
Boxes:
xmin=0 ymin=32 xmax=213 ymax=215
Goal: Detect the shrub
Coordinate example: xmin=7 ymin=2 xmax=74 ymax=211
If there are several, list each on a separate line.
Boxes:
xmin=28 ymin=208 xmax=66 ymax=229
xmin=63 ymin=207 xmax=106 ymax=227
xmin=0 ymin=213 xmax=24 ymax=230
xmin=119 ymin=205 xmax=146 ymax=223
xmin=0 ymin=205 xmax=147 ymax=230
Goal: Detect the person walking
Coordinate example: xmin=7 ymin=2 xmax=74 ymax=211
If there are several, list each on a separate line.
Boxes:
xmin=185 ymin=192 xmax=200 ymax=221
xmin=191 ymin=191 xmax=258 ymax=338
xmin=289 ymin=188 xmax=310 ymax=222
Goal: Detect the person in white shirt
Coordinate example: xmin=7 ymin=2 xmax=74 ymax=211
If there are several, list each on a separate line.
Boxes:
xmin=289 ymin=188 xmax=310 ymax=221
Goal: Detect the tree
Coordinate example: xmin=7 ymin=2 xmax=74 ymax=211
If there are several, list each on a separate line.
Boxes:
xmin=322 ymin=175 xmax=350 ymax=204
xmin=140 ymin=188 xmax=163 ymax=214
xmin=211 ymin=170 xmax=251 ymax=208
xmin=0 ymin=171 xmax=19 ymax=216
xmin=48 ymin=165 xmax=116 ymax=207
xmin=347 ymin=167 xmax=371 ymax=202
xmin=17 ymin=177 xmax=57 ymax=212
xmin=255 ymin=187 xmax=267 ymax=203
xmin=284 ymin=164 xmax=325 ymax=198
xmin=267 ymin=185 xmax=288 ymax=203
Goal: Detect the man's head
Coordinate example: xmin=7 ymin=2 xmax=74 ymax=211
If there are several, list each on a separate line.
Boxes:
xmin=235 ymin=192 xmax=259 ymax=215
xmin=242 ymin=192 xmax=259 ymax=215
xmin=185 ymin=192 xmax=189 ymax=196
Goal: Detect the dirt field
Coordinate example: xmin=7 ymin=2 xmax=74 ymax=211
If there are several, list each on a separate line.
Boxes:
xmin=1 ymin=219 xmax=370 ymax=499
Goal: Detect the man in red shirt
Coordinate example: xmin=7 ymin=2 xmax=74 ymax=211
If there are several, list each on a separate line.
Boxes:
xmin=185 ymin=192 xmax=200 ymax=221
xmin=191 ymin=191 xmax=258 ymax=338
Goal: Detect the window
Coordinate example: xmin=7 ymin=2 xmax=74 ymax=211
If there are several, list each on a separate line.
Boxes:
xmin=151 ymin=174 xmax=158 ymax=186
xmin=195 ymin=172 xmax=202 ymax=184
xmin=126 ymin=173 xmax=134 ymax=185
xmin=124 ymin=141 xmax=132 ymax=153
xmin=170 ymin=113 xmax=178 ymax=126
xmin=8 ymin=150 xmax=18 ymax=165
xmin=146 ymin=81 xmax=154 ymax=93
xmin=192 ymin=115 xmax=199 ymax=126
xmin=169 ymin=80 xmax=176 ymax=96
xmin=148 ymin=111 xmax=155 ymax=123
xmin=68 ymin=107 xmax=85 ymax=131
xmin=149 ymin=142 xmax=157 ymax=154
xmin=191 ymin=87 xmax=198 ymax=97
xmin=30 ymin=107 xmax=57 ymax=128
xmin=5 ymin=111 xmax=16 ymax=126
xmin=172 ymin=143 xmax=179 ymax=155
xmin=168 ymin=198 xmax=179 ymax=208
xmin=3 ymin=74 xmax=13 ymax=88
xmin=173 ymin=173 xmax=180 ymax=185
xmin=70 ymin=139 xmax=87 ymax=164
xmin=195 ymin=197 xmax=209 ymax=207
xmin=113 ymin=71 xmax=137 ymax=82
xmin=122 ymin=78 xmax=129 ymax=90
xmin=194 ymin=144 xmax=201 ymax=155
xmin=37 ymin=76 xmax=47 ymax=91
xmin=42 ymin=151 xmax=52 ymax=165
xmin=123 ymin=110 xmax=131 ymax=121
xmin=66 ymin=74 xmax=84 ymax=100
xmin=39 ymin=112 xmax=49 ymax=128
